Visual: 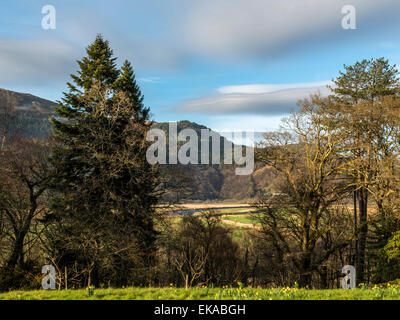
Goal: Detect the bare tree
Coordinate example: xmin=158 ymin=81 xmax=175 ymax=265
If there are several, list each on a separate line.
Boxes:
xmin=0 ymin=138 xmax=51 ymax=270
xmin=255 ymin=95 xmax=353 ymax=287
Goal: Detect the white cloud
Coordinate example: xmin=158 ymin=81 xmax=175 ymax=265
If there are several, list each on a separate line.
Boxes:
xmin=2 ymin=0 xmax=400 ymax=87
xmin=2 ymin=0 xmax=400 ymax=91
xmin=217 ymin=81 xmax=331 ymax=94
xmin=178 ymin=81 xmax=331 ymax=115
xmin=211 ymin=114 xmax=286 ymax=144
xmin=181 ymin=0 xmax=398 ymax=60
xmin=138 ymin=77 xmax=162 ymax=83
xmin=0 ymin=36 xmax=77 ymax=85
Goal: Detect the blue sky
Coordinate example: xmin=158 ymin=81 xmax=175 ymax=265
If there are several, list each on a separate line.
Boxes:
xmin=2 ymin=0 xmax=400 ymax=132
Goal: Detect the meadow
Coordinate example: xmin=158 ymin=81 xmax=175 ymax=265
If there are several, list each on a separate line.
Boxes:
xmin=2 ymin=285 xmax=400 ymax=300
xmin=221 ymin=214 xmax=260 ymax=226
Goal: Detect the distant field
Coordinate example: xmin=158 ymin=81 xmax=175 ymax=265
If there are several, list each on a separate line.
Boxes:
xmin=155 ymin=203 xmax=255 ymax=216
xmin=180 ymin=203 xmax=252 ymax=210
xmin=2 ymin=287 xmax=400 ymax=300
xmin=222 ymin=214 xmax=260 ymax=226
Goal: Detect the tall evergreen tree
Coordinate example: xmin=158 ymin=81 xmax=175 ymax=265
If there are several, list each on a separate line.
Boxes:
xmin=46 ymin=35 xmax=159 ymax=287
xmin=327 ymin=58 xmax=400 ymax=284
xmin=111 ymin=60 xmax=159 ymax=263
xmin=114 ymin=60 xmax=149 ymax=121
xmin=329 ymin=58 xmax=399 ymax=104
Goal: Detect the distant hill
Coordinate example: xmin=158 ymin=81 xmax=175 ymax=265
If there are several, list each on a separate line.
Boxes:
xmin=0 ymin=88 xmax=55 ymax=117
xmin=152 ymin=120 xmax=277 ymax=201
xmin=151 ymin=120 xmax=238 ymax=166
xmin=0 ymin=88 xmax=56 ymax=137
xmin=0 ymin=89 xmax=276 ymax=201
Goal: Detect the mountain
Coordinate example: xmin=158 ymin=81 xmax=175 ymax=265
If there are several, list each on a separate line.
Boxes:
xmin=0 ymin=88 xmax=56 ymax=137
xmin=0 ymin=88 xmax=276 ymax=201
xmin=0 ymin=88 xmax=55 ymax=117
xmin=152 ymin=120 xmax=277 ymax=201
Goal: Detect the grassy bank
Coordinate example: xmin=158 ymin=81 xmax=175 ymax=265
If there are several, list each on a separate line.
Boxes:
xmin=1 ymin=286 xmax=400 ymax=300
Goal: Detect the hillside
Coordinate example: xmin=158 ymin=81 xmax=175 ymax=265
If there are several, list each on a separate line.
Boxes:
xmin=152 ymin=120 xmax=276 ymax=201
xmin=0 ymin=88 xmax=275 ymax=201
xmin=0 ymin=88 xmax=56 ymax=137
xmin=0 ymin=88 xmax=55 ymax=118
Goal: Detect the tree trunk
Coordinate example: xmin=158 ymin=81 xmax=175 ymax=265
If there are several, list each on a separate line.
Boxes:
xmin=319 ymin=266 xmax=328 ymax=289
xmin=65 ymin=266 xmax=68 ymax=290
xmin=356 ymin=187 xmax=368 ymax=284
xmin=6 ymin=235 xmax=25 ymax=268
xmin=353 ymin=189 xmax=358 ymax=265
xmin=6 ymin=194 xmax=38 ymax=270
xmin=298 ymin=252 xmax=312 ymax=288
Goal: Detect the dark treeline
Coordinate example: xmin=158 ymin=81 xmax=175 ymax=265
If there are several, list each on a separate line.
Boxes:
xmin=1 ymin=36 xmax=400 ymax=290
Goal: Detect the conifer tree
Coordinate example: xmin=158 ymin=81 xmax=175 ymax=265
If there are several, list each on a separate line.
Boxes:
xmin=110 ymin=60 xmax=159 ymax=261
xmin=114 ymin=60 xmax=149 ymax=121
xmin=326 ymin=58 xmax=400 ymax=284
xmin=47 ymin=35 xmax=159 ymax=287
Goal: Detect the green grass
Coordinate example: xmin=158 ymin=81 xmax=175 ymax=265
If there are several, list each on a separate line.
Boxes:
xmin=2 ymin=286 xmax=400 ymax=300
xmin=222 ymin=214 xmax=260 ymax=226
xmin=214 ymin=208 xmax=256 ymax=215
xmin=229 ymin=226 xmax=247 ymax=241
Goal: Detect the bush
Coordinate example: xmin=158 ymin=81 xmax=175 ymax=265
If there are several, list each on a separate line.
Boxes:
xmin=0 ymin=263 xmax=42 ymax=292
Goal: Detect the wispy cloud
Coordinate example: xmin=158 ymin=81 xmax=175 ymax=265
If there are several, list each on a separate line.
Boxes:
xmin=181 ymin=0 xmax=398 ymax=61
xmin=0 ymin=36 xmax=77 ymax=85
xmin=2 ymin=0 xmax=400 ymax=119
xmin=2 ymin=0 xmax=400 ymax=87
xmin=177 ymin=81 xmax=331 ymax=115
xmin=138 ymin=77 xmax=162 ymax=83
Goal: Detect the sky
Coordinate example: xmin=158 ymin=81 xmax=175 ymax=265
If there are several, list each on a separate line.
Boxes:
xmin=2 ymin=0 xmax=400 ymax=133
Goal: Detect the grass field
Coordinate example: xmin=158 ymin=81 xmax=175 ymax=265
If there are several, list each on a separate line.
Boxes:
xmin=180 ymin=203 xmax=252 ymax=210
xmin=222 ymin=214 xmax=260 ymax=226
xmin=2 ymin=285 xmax=400 ymax=300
